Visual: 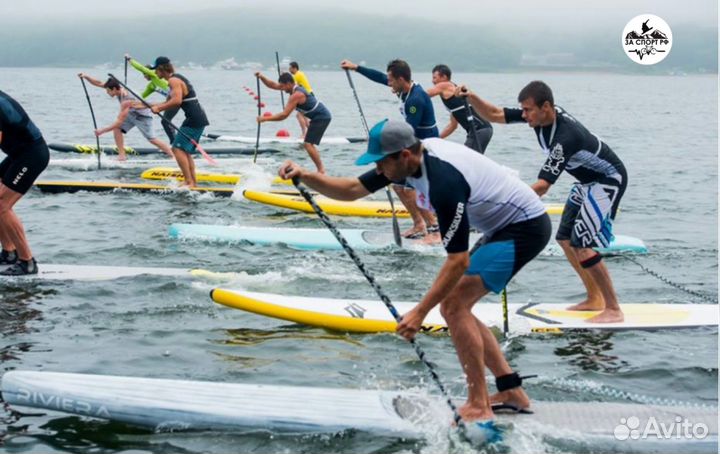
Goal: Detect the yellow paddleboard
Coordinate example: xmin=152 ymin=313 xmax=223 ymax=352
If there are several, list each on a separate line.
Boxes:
xmin=211 ymin=289 xmax=720 ymax=333
xmin=141 ymin=167 xmax=292 ymax=186
xmin=243 ymin=189 xmax=412 ymax=218
xmin=243 ymin=190 xmax=563 ymax=218
xmin=34 ymin=181 xmax=236 ymax=196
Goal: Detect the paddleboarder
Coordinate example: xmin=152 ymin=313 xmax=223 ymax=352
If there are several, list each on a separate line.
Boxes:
xmin=125 ymin=53 xmax=179 ymax=143
xmin=0 ymin=90 xmax=49 ymax=275
xmin=426 ymin=64 xmax=493 ymax=153
xmin=149 ymin=57 xmax=210 ymax=187
xmin=340 ymin=58 xmax=439 ymax=240
xmin=288 ymin=61 xmax=313 ymax=138
xmin=458 ymin=80 xmax=627 ymax=323
xmin=78 ymin=73 xmax=174 ymax=160
xmin=256 ymin=71 xmax=332 ymax=173
xmin=280 ymin=119 xmax=551 ymax=422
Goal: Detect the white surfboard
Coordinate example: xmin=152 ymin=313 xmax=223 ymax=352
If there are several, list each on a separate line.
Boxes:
xmin=168 ymin=224 xmax=648 ymax=255
xmin=210 ymin=289 xmax=719 ymax=333
xmin=205 ymin=134 xmax=366 ymax=145
xmin=2 ymin=371 xmax=717 ymax=452
xmin=0 ymin=264 xmax=237 ymax=282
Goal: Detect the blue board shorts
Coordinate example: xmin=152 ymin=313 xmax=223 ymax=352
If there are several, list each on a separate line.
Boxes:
xmin=465 ymin=214 xmax=552 ymax=293
xmin=172 ymin=126 xmax=205 ymax=154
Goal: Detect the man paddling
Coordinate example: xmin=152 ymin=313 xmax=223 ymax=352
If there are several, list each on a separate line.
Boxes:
xmin=0 ymin=90 xmax=49 ymax=275
xmin=78 ymin=73 xmax=174 ymax=161
xmin=279 ymin=119 xmax=551 ymax=422
xmin=426 ymin=64 xmax=493 ymax=153
xmin=149 ymin=57 xmax=210 ymax=187
xmin=125 ymin=53 xmax=179 ymax=143
xmin=341 ymin=58 xmax=439 ymax=240
xmin=459 ymin=81 xmax=627 ymax=323
xmin=288 ymin=61 xmax=313 ymax=138
xmin=256 ymin=71 xmax=332 ymax=173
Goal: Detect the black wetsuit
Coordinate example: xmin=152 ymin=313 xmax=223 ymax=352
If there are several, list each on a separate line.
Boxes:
xmin=0 ymin=90 xmax=48 ymax=194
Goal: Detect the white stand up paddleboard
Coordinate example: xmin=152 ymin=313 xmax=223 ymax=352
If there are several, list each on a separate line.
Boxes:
xmin=2 ymin=371 xmax=717 ymax=452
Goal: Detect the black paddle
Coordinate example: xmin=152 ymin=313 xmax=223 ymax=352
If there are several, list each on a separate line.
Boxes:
xmin=344 ymin=69 xmax=402 ymax=247
xmin=78 ymin=76 xmax=102 ymax=170
xmin=253 ymin=75 xmax=262 ymax=163
xmin=108 ymin=74 xmax=217 ymax=165
xmin=275 ymin=51 xmax=285 ymax=109
xmin=290 ymin=176 xmax=488 ymax=445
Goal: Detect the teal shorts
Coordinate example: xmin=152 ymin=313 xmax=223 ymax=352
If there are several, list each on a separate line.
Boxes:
xmin=172 ymin=126 xmax=205 ymax=154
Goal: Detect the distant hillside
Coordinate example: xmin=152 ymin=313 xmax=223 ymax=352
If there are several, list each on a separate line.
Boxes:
xmin=0 ymin=8 xmax=715 ymax=73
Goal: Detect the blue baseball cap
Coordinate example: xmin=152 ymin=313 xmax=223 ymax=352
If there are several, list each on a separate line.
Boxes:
xmin=355 ymin=119 xmax=418 ymax=166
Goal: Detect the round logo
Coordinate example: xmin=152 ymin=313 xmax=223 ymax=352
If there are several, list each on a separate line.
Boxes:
xmin=622 ymin=14 xmax=672 ymax=65
xmin=409 ymin=106 xmax=417 ymax=114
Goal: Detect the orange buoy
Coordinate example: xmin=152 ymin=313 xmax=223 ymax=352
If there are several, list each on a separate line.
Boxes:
xmin=276 ymin=129 xmax=290 ymax=137
xmin=262 ymin=111 xmax=273 ymax=118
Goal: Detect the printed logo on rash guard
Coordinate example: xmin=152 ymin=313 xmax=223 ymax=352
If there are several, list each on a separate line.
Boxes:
xmin=442 ymin=202 xmax=465 ymax=248
xmin=542 ymin=144 xmax=565 ymax=176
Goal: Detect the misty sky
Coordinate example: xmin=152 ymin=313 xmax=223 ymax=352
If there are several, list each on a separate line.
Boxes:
xmin=3 ymin=0 xmax=717 ymax=29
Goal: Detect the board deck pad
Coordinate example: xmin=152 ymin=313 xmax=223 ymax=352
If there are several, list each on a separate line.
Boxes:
xmin=210 ymin=289 xmax=719 ymax=333
xmin=2 ymin=371 xmax=716 ymax=452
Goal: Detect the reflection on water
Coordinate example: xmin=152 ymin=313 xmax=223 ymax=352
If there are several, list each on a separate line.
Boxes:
xmin=553 ymin=331 xmax=630 ymax=373
xmin=1 ymin=286 xmax=56 ymax=363
xmin=217 ymin=327 xmax=365 ymax=347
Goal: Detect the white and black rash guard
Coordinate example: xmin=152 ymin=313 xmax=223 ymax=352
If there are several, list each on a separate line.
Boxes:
xmin=358 ymin=138 xmax=547 ymax=254
xmin=504 ymin=106 xmax=626 ymax=185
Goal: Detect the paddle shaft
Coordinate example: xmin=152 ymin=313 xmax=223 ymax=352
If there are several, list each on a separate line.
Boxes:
xmin=78 ymin=76 xmax=102 ymax=170
xmin=344 ymin=69 xmax=401 ymax=247
xmin=291 ymin=178 xmax=469 ymax=438
xmin=275 ymin=51 xmax=285 ymax=108
xmin=253 ymin=76 xmax=262 ymax=163
xmin=501 ymin=288 xmax=509 ymax=337
xmin=108 ymin=74 xmax=216 ymax=165
xmin=124 ymin=56 xmax=128 ymax=85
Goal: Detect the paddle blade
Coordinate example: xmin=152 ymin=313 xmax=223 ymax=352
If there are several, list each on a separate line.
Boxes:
xmin=192 ymin=140 xmax=218 ymax=166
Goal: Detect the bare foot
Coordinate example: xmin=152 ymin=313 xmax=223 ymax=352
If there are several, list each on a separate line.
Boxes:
xmin=566 ymin=298 xmax=605 ymax=311
xmin=458 ymin=402 xmax=494 ymax=422
xmin=489 ymin=387 xmax=531 ymax=412
xmin=117 ymin=155 xmax=128 ymax=162
xmin=420 ymin=232 xmax=441 ymax=245
xmin=402 ymin=225 xmax=427 ymax=239
xmin=586 ymin=308 xmax=624 ymax=323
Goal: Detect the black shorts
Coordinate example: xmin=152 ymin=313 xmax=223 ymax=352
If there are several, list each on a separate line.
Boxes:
xmin=304 ymin=118 xmax=331 ymax=145
xmin=467 ymin=214 xmax=551 ymax=293
xmin=556 ymin=175 xmax=627 ymax=248
xmin=464 ymin=126 xmax=493 ymax=154
xmin=0 ymin=140 xmax=49 ymax=194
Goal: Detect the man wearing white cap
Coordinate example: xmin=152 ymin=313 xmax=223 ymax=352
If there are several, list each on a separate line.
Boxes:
xmin=279 ymin=119 xmax=551 ymax=423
